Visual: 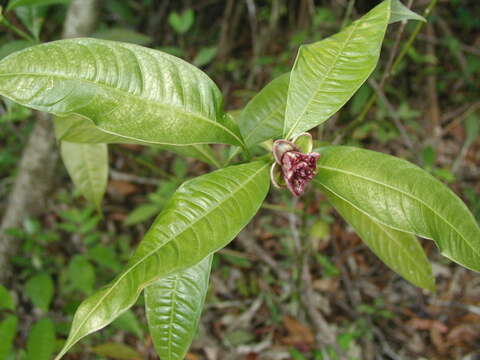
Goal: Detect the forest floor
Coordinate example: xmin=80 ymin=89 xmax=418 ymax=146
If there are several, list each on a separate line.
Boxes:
xmin=1 ymin=0 xmax=479 ymax=359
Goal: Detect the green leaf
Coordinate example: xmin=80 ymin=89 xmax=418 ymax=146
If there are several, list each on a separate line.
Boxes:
xmin=54 ymin=114 xmax=221 ymax=167
xmin=7 ymin=0 xmax=70 ymax=11
xmin=25 ymin=273 xmax=55 ymax=311
xmin=0 ymin=38 xmax=244 ymax=147
xmin=0 ymin=285 xmax=14 ymax=310
xmin=26 ymin=318 xmax=56 ymax=360
xmin=88 ymin=244 xmax=121 ymax=271
xmin=60 ymin=141 xmax=108 ymax=209
xmin=91 ymin=343 xmax=142 ymax=360
xmin=193 ymin=47 xmax=217 ymax=67
xmin=168 ymin=9 xmax=194 ymax=34
xmin=0 ymin=40 xmax=35 ymax=60
xmin=124 ymin=203 xmax=161 ymax=226
xmin=93 ymin=28 xmax=152 ymax=45
xmin=14 ymin=5 xmax=45 ymax=40
xmin=317 ymin=184 xmax=434 ymax=290
xmin=284 ymin=1 xmax=391 ymax=138
xmin=67 ymin=255 xmax=96 ymax=294
xmin=111 ymin=310 xmax=144 ymax=338
xmin=55 ymin=161 xmax=270 ymax=359
xmin=389 ymin=0 xmax=426 ymax=24
xmin=239 ymin=73 xmax=289 ymax=148
xmin=145 ymin=255 xmax=212 ymax=360
xmin=465 ymin=114 xmax=479 ymax=146
xmin=315 ymin=146 xmax=480 ymax=272
xmin=0 ymin=315 xmax=17 ymax=359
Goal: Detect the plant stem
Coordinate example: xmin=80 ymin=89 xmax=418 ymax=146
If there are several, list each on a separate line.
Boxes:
xmin=0 ymin=16 xmax=35 ymax=42
xmin=341 ymin=0 xmax=356 ymax=29
xmin=334 ymin=0 xmax=439 ymax=142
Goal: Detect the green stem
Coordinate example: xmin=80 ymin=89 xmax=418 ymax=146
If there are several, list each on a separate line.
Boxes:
xmin=0 ymin=16 xmax=35 ymax=42
xmin=341 ymin=0 xmax=356 ymax=29
xmin=390 ymin=0 xmax=439 ymax=77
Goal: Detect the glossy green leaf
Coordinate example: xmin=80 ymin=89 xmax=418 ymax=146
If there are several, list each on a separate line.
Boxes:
xmin=239 ymin=73 xmax=289 ymax=148
xmin=0 ymin=315 xmax=17 ymax=359
xmin=26 ymin=318 xmax=56 ymax=360
xmin=25 ymin=273 xmax=55 ymax=311
xmin=55 ymin=161 xmax=270 ymax=359
xmin=90 ymin=343 xmax=142 ymax=360
xmin=7 ymin=0 xmax=70 ymax=11
xmin=284 ymin=1 xmax=391 ymax=138
xmin=145 ymin=255 xmax=212 ymax=360
xmin=315 ymin=146 xmax=480 ymax=272
xmin=61 ymin=141 xmax=108 ymax=209
xmin=0 ymin=285 xmax=14 ymax=310
xmin=54 ymin=115 xmax=221 ymax=167
xmin=0 ymin=38 xmax=244 ymax=147
xmin=390 ymin=0 xmax=426 ymax=24
xmin=0 ymin=40 xmax=35 ymax=60
xmin=316 ymin=184 xmax=434 ymax=290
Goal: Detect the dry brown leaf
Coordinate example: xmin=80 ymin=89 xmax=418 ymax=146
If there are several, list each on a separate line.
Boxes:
xmin=446 ymin=324 xmax=480 ymax=346
xmin=108 ymin=180 xmax=139 ymax=196
xmin=407 ymin=318 xmax=448 ymax=333
xmin=280 ymin=316 xmax=314 ymax=351
xmin=186 ymin=353 xmax=201 ymax=360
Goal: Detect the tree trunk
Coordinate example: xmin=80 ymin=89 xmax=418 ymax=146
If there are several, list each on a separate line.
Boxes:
xmin=0 ymin=0 xmax=100 ymax=284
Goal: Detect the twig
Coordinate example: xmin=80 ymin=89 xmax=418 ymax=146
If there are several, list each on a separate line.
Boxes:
xmin=340 ymin=0 xmax=356 ymax=29
xmin=288 ymin=198 xmax=302 ymax=255
xmin=300 ymin=257 xmax=337 ymax=346
xmin=417 ymin=34 xmax=480 ymax=57
xmin=368 ymin=79 xmax=414 ymax=149
xmin=287 ymin=199 xmax=344 ymax=357
xmin=236 ymin=230 xmax=290 ymax=282
xmin=442 ymin=101 xmax=480 ymax=135
xmin=0 ymin=16 xmax=35 ymax=42
xmin=379 ymin=0 xmax=413 ymax=90
xmin=335 ymin=0 xmax=439 ymax=143
xmin=425 ymin=23 xmax=441 ymax=143
xmin=110 ymin=169 xmax=159 ymax=185
xmin=436 ymin=16 xmax=469 ymax=78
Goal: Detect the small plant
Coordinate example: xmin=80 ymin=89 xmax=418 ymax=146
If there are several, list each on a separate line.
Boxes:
xmin=0 ymin=1 xmax=478 ymax=359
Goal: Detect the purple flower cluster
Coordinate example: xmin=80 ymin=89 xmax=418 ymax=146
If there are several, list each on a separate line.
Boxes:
xmin=281 ymin=150 xmax=320 ymax=196
xmin=271 ymin=138 xmax=320 ymax=196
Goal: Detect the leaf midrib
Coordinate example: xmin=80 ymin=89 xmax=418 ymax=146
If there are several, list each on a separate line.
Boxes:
xmin=324 ymin=188 xmax=431 ymax=278
xmin=0 ymin=72 xmax=244 ymax=146
xmin=314 ymin=180 xmax=429 ymax=275
xmin=167 ymin=274 xmax=180 ymax=360
xmin=243 ymin=106 xmax=284 ymax=143
xmin=317 ymin=165 xmax=480 ymax=258
xmin=284 ymin=22 xmax=359 ymax=138
xmin=62 ymin=162 xmax=269 ymax=354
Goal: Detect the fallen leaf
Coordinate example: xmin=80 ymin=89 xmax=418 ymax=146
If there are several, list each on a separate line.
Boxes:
xmin=108 ymin=180 xmax=139 ymax=196
xmin=446 ymin=324 xmax=480 ymax=346
xmin=407 ymin=318 xmax=448 ymax=333
xmin=280 ymin=316 xmax=314 ymax=351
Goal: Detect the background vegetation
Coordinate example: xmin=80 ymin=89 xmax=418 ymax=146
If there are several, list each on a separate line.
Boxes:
xmin=0 ymin=0 xmax=479 ymax=359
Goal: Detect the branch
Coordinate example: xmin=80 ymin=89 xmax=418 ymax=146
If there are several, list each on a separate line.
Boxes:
xmin=335 ymin=0 xmax=439 ymax=143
